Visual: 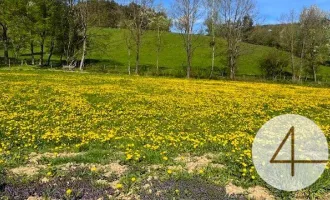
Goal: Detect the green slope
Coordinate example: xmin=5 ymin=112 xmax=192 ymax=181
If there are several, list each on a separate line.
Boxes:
xmin=87 ymin=28 xmax=330 ymax=80
xmin=1 ymin=27 xmax=330 ymax=80
xmin=87 ymin=28 xmax=277 ymax=76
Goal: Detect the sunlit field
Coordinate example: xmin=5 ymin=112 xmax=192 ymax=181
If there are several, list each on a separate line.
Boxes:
xmin=0 ymin=71 xmax=330 ymax=199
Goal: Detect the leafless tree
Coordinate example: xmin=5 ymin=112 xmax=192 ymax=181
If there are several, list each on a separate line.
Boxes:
xmin=173 ymin=0 xmax=203 ymax=78
xmin=78 ymin=0 xmax=88 ymax=71
xmin=219 ymin=0 xmax=256 ymax=80
xmin=280 ymin=10 xmax=298 ymax=81
xmin=122 ymin=20 xmax=134 ymax=75
xmin=204 ymin=0 xmax=221 ymax=78
xmin=149 ymin=4 xmax=171 ymax=74
xmin=127 ymin=0 xmax=154 ymax=75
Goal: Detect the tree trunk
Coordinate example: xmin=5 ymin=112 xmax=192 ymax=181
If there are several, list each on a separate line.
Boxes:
xmin=156 ymin=27 xmax=160 ymax=75
xmin=187 ymin=56 xmax=191 ymax=78
xmin=228 ymin=41 xmax=236 ymax=80
xmin=186 ymin=34 xmax=192 ymax=79
xmin=128 ymin=48 xmax=131 ymax=75
xmin=47 ymin=40 xmax=55 ymax=66
xmin=210 ymin=1 xmax=215 ymax=78
xmin=291 ymin=52 xmax=295 ymax=81
xmin=290 ymin=39 xmax=295 ymax=81
xmin=230 ymin=56 xmax=235 ymax=80
xmin=313 ymin=65 xmax=317 ymax=82
xmin=1 ymin=24 xmax=9 ymax=65
xmin=60 ymin=54 xmax=63 ymax=66
xmin=30 ymin=41 xmax=35 ymax=65
xmin=156 ymin=51 xmax=159 ymax=74
xmin=299 ymin=40 xmax=305 ymax=81
xmin=230 ymin=46 xmax=238 ymax=80
xmin=135 ymin=36 xmax=141 ymax=75
xmin=40 ymin=32 xmax=45 ymax=67
xmin=187 ymin=43 xmax=192 ymax=79
xmin=211 ymin=44 xmax=215 ymax=78
xmin=79 ymin=36 xmax=87 ymax=71
xmin=40 ymin=43 xmax=44 ymax=66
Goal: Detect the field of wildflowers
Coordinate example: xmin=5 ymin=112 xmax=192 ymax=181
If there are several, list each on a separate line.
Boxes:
xmin=0 ymin=71 xmax=329 ymax=199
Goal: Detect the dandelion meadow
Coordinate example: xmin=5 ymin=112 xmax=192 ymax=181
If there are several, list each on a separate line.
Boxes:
xmin=0 ymin=71 xmax=330 ymax=199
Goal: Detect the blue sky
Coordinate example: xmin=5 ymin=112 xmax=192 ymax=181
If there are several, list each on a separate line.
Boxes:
xmin=256 ymin=0 xmax=330 ymax=24
xmin=154 ymin=0 xmax=330 ymax=24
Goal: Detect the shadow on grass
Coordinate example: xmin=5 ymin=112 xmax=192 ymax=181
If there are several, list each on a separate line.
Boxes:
xmin=0 ymin=168 xmax=115 ymax=199
xmin=140 ymin=177 xmax=246 ymax=200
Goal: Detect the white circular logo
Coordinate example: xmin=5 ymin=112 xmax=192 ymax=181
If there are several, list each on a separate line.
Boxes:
xmin=252 ymin=114 xmax=328 ymax=191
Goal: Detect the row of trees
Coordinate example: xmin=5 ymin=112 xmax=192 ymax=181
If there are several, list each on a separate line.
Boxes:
xmin=0 ymin=0 xmax=171 ymax=72
xmin=1 ymin=0 xmax=329 ymax=81
xmin=0 ymin=0 xmax=89 ymax=69
xmin=243 ymin=6 xmax=330 ymax=82
xmin=173 ymin=0 xmax=257 ymax=79
xmin=283 ymin=7 xmax=330 ymax=82
xmin=120 ymin=0 xmax=171 ymax=74
xmin=202 ymin=3 xmax=330 ymax=81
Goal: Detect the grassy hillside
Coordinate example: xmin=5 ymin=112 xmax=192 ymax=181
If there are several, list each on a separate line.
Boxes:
xmin=87 ymin=28 xmax=277 ymax=76
xmin=1 ymin=27 xmax=330 ymax=79
xmin=87 ymin=28 xmax=330 ymax=80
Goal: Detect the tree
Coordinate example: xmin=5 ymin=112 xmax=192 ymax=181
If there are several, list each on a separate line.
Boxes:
xmin=219 ymin=0 xmax=256 ymax=80
xmin=259 ymin=51 xmax=288 ymax=80
xmin=26 ymin=0 xmax=40 ymax=65
xmin=46 ymin=0 xmax=68 ymax=66
xmin=173 ymin=0 xmax=203 ymax=78
xmin=299 ymin=6 xmax=328 ymax=82
xmin=204 ymin=0 xmax=221 ymax=78
xmin=77 ymin=0 xmax=88 ymax=71
xmin=123 ymin=24 xmax=133 ymax=75
xmin=61 ymin=0 xmax=84 ymax=67
xmin=33 ymin=0 xmax=57 ymax=67
xmin=125 ymin=0 xmax=154 ymax=75
xmin=242 ymin=15 xmax=253 ymax=40
xmin=280 ymin=10 xmax=299 ymax=81
xmin=6 ymin=0 xmax=29 ymax=62
xmin=0 ymin=0 xmax=11 ymax=65
xmin=149 ymin=5 xmax=171 ymax=74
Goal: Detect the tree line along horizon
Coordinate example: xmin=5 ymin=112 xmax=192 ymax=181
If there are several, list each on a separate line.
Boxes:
xmin=0 ymin=0 xmax=329 ymax=82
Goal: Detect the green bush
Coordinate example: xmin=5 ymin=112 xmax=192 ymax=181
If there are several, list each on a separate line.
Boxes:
xmin=259 ymin=51 xmax=289 ymax=79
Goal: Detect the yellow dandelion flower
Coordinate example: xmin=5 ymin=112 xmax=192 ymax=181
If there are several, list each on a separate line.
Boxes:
xmin=90 ymin=166 xmax=97 ymax=172
xmin=66 ymin=189 xmax=72 ymax=196
xmin=116 ymin=183 xmax=123 ymax=189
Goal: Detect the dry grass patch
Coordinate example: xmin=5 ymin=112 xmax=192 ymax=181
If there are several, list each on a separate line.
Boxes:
xmin=29 ymin=152 xmax=84 ymax=165
xmin=226 ymin=182 xmax=274 ymax=200
xmin=10 ymin=164 xmax=46 ymax=176
xmin=58 ymin=161 xmax=128 ymax=177
xmin=174 ymin=153 xmax=224 ymax=173
xmin=225 ymin=183 xmax=245 ymax=196
xmin=247 ymin=186 xmax=275 ymax=200
xmin=27 ymin=197 xmax=43 ymax=200
xmin=10 ymin=151 xmax=83 ymax=176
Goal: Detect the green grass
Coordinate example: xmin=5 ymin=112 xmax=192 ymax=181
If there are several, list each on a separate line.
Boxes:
xmin=87 ymin=28 xmax=275 ymax=76
xmin=86 ymin=28 xmax=330 ymax=79
xmin=2 ymin=28 xmax=330 ymax=80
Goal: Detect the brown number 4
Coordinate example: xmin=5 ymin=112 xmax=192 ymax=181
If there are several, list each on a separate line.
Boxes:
xmin=270 ymin=126 xmax=328 ymax=177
